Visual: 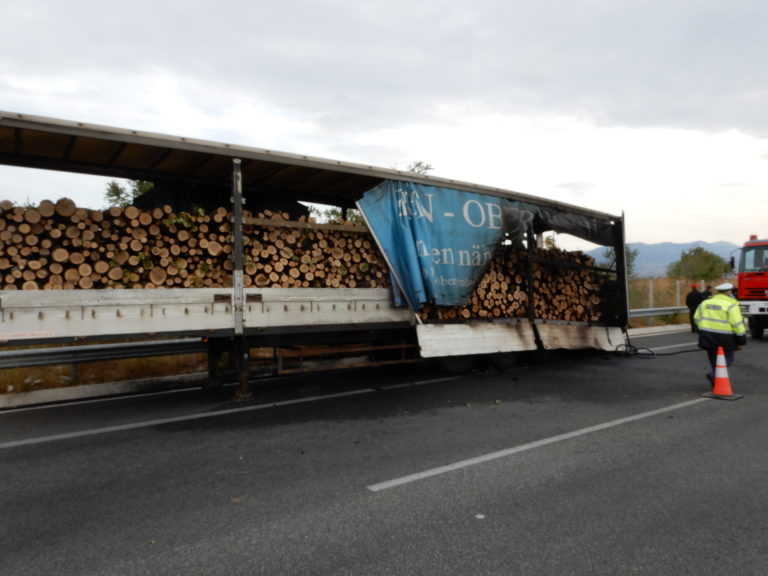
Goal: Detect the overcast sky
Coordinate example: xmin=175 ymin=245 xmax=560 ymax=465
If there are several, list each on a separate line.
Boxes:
xmin=2 ymin=0 xmax=767 ymax=249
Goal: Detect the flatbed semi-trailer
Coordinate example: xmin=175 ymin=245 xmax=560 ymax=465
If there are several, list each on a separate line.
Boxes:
xmin=0 ymin=110 xmax=630 ymax=390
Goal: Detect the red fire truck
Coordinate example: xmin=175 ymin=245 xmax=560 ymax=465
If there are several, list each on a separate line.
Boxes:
xmin=733 ymin=235 xmax=768 ymax=339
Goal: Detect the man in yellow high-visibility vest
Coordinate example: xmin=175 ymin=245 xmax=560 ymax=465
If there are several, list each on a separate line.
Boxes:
xmin=694 ymin=282 xmax=747 ymax=383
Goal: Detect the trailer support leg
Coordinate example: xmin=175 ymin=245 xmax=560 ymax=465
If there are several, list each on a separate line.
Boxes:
xmin=204 ymin=339 xmax=225 ymax=390
xmin=233 ymin=335 xmax=252 ymax=401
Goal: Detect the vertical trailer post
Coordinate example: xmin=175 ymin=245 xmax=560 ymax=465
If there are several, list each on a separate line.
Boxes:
xmin=615 ymin=212 xmax=630 ymax=327
xmin=232 ymin=159 xmax=252 ymax=400
xmin=525 ymin=224 xmax=544 ymax=351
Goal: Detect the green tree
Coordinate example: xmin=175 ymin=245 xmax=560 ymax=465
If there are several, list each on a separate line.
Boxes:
xmin=406 ymin=160 xmax=434 ymax=175
xmin=105 ymin=179 xmax=154 ymax=207
xmin=601 ymin=245 xmax=639 ymax=279
xmin=309 ymin=205 xmax=365 ymax=225
xmin=666 ymin=246 xmax=729 ymax=281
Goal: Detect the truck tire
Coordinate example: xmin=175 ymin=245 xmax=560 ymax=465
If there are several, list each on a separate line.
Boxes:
xmin=749 ymin=316 xmax=765 ymax=339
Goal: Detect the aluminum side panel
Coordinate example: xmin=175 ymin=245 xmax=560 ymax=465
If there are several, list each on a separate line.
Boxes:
xmin=416 ymin=322 xmax=537 ymax=357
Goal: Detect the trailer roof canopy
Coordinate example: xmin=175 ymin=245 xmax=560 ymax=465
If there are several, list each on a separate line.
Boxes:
xmin=0 ymin=110 xmax=619 ymax=222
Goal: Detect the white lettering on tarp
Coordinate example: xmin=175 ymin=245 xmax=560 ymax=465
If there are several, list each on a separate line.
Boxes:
xmin=462 ymin=200 xmax=503 ymax=229
xmin=416 ymin=240 xmax=455 ymax=265
xmin=416 ymin=241 xmax=493 ymax=267
xmin=396 ymin=188 xmax=510 ymax=232
xmin=458 ymin=245 xmax=493 ymax=266
xmin=433 ymin=275 xmax=476 ymax=287
xmin=397 ymin=189 xmax=434 ymax=222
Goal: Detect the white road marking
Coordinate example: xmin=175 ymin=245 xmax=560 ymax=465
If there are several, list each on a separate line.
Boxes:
xmin=0 ymin=388 xmax=376 ymax=450
xmin=377 ymin=376 xmax=461 ymax=390
xmin=651 ymin=342 xmax=700 ymax=352
xmin=0 ymin=377 xmax=458 ymax=450
xmin=366 ymin=397 xmax=710 ymax=492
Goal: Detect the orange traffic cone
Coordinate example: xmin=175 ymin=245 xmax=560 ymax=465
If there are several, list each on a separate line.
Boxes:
xmin=703 ymin=346 xmax=743 ymax=401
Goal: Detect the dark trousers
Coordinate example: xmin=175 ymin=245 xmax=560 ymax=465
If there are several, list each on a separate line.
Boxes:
xmin=705 ymin=347 xmax=735 ymax=378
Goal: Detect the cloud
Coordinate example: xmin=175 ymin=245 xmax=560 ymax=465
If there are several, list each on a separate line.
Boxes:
xmin=5 ymin=0 xmax=768 ymax=136
xmin=555 ymin=182 xmax=595 ymax=199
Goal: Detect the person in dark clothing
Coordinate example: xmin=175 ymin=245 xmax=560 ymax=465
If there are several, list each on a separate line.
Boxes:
xmin=694 ymin=282 xmax=747 ymax=383
xmin=685 ymin=284 xmax=705 ymax=333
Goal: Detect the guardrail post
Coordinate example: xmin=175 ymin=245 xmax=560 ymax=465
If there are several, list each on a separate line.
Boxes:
xmin=647 ymin=279 xmax=654 ymax=326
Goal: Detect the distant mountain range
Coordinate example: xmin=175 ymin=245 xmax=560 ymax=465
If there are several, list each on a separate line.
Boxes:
xmin=587 ymin=241 xmax=740 ymax=278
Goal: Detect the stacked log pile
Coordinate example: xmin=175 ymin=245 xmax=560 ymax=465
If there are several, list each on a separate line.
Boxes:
xmin=243 ymin=214 xmax=389 ymax=289
xmin=527 ymin=248 xmax=604 ymax=322
xmin=0 ymin=198 xmax=605 ymax=322
xmin=0 ymin=199 xmax=389 ymax=290
xmin=418 ymin=247 xmax=604 ymax=323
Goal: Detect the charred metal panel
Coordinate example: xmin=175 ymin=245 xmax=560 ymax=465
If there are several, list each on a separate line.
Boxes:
xmin=535 ymin=323 xmax=625 ymax=351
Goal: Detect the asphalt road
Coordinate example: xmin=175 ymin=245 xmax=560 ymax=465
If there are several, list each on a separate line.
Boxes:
xmin=2 ymin=330 xmax=767 ymax=575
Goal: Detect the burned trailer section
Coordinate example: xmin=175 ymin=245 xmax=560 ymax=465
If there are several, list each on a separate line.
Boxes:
xmin=357 ymin=180 xmax=628 ymax=361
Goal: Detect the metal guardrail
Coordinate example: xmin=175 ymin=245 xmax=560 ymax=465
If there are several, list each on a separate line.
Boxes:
xmin=0 ymin=338 xmax=207 ymax=370
xmin=628 ymin=306 xmax=688 ymax=318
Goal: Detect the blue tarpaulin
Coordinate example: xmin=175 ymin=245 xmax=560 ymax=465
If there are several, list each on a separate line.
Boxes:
xmin=357 ymin=180 xmax=618 ymax=310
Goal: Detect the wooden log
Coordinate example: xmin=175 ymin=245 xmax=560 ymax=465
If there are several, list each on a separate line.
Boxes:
xmin=78 ymin=263 xmax=92 ymax=277
xmin=55 ymin=198 xmax=77 ymax=218
xmin=51 ymin=247 xmax=69 ymax=263
xmin=69 ymin=252 xmax=86 ymax=266
xmin=64 ymin=268 xmax=80 ymax=284
xmin=123 ymin=205 xmax=140 ymax=220
xmin=36 ymin=200 xmax=55 ymax=218
xmin=149 ymin=266 xmax=168 ymax=286
xmin=107 ymin=266 xmax=124 ymax=281
xmin=207 ymin=241 xmax=222 ymax=257
xmin=93 ymin=260 xmax=110 ymax=275
xmin=23 ymin=209 xmax=42 ymax=225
